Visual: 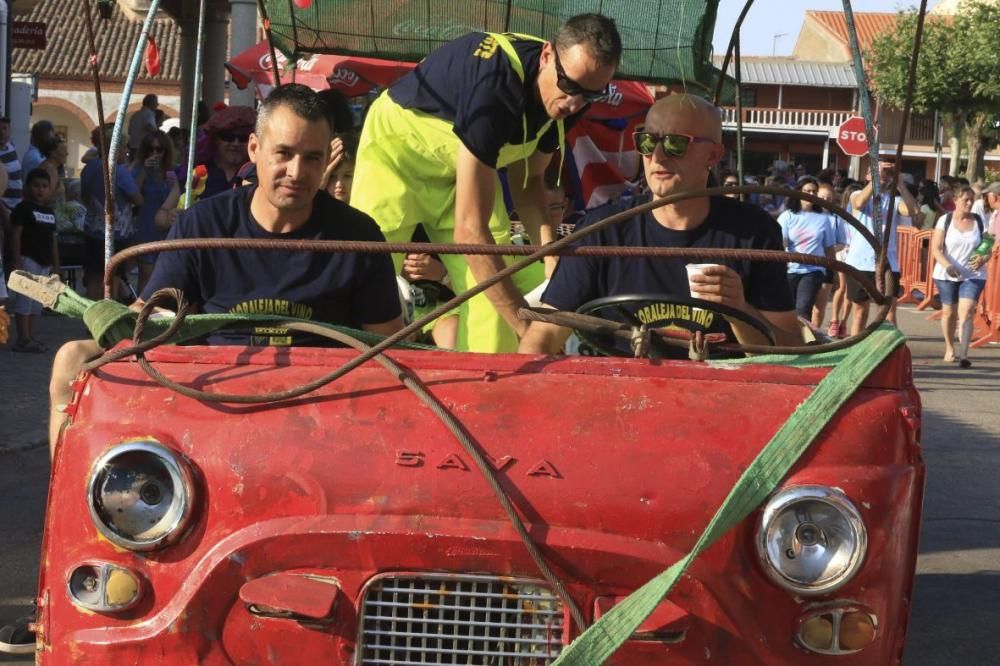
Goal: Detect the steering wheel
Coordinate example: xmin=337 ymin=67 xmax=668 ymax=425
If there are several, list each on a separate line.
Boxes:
xmin=575 ymin=293 xmax=775 ymax=359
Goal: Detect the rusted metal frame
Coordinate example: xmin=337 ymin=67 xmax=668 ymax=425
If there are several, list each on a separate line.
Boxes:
xmin=83 ymin=4 xmax=112 ymax=297
xmin=104 ymin=0 xmax=163 ymax=297
xmin=712 ymin=0 xmax=756 ymax=105
xmin=106 ymin=185 xmax=884 ymax=288
xmin=841 ymin=0 xmax=890 ymax=293
xmin=734 ymin=34 xmax=744 ymax=199
xmin=256 ymin=0 xmax=282 ymax=85
xmin=101 ymin=185 xmax=892 ymax=380
xmin=890 ymin=0 xmax=930 ymax=208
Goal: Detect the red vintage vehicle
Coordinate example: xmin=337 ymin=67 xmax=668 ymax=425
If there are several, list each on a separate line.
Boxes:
xmin=18 ymin=0 xmax=930 ymax=663
xmin=23 ymin=286 xmax=923 ymax=664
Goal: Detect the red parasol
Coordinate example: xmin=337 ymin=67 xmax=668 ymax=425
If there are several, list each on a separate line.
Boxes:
xmin=225 ymin=42 xmax=416 ymax=97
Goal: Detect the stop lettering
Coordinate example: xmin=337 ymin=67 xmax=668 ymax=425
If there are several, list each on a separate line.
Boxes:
xmin=837 ymin=117 xmax=871 ymax=156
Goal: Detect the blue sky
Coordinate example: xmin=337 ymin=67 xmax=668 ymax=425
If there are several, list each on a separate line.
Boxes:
xmin=711 ymin=0 xmax=943 ymax=56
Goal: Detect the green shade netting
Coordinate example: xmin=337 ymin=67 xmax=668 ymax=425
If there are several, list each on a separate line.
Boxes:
xmin=260 ymin=0 xmax=731 ymax=96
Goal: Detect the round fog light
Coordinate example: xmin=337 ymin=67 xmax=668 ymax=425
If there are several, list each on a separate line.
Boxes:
xmin=756 ymin=485 xmax=867 ymax=595
xmin=88 ymin=440 xmax=195 ymax=551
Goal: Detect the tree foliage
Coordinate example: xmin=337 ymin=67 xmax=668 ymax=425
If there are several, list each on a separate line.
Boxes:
xmin=866 ymin=1 xmax=1000 ymax=179
xmin=868 ymin=2 xmax=1000 ymax=113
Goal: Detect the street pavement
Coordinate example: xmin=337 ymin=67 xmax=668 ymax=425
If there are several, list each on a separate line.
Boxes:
xmin=0 ymin=306 xmax=997 ymax=663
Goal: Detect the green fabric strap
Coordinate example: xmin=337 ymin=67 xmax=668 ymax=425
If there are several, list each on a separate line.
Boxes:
xmin=552 ymin=325 xmax=906 ymax=664
xmin=63 ymin=295 xmax=437 ymax=351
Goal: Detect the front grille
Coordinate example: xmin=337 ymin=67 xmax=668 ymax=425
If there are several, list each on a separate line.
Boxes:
xmin=359 ymin=574 xmax=565 ymax=665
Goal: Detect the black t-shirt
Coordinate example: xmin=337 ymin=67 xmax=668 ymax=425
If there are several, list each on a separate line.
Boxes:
xmin=141 ymin=186 xmax=401 ymax=346
xmin=389 ymin=32 xmax=585 ymax=167
xmin=542 ymin=194 xmax=794 ymax=357
xmin=11 ymin=200 xmax=56 ymax=266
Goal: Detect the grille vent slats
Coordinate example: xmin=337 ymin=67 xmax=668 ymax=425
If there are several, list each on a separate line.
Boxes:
xmin=359 ymin=575 xmax=565 ymax=665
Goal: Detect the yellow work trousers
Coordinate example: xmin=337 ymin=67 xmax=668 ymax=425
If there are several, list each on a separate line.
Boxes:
xmin=352 ymin=93 xmax=544 ymax=353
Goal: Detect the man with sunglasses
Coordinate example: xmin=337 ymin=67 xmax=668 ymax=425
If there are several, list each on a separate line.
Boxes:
xmin=519 ymin=94 xmax=802 ymax=357
xmin=351 ymin=14 xmax=621 ymax=353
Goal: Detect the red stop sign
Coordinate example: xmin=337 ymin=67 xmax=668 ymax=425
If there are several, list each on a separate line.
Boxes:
xmin=837 ymin=116 xmax=872 ymax=156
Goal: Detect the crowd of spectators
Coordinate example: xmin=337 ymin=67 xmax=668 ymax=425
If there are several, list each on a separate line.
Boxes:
xmin=1 ymin=87 xmax=997 ymax=362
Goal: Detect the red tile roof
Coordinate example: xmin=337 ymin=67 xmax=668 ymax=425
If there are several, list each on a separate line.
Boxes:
xmin=11 ymin=0 xmax=181 ymax=82
xmin=805 ymin=11 xmax=899 ymax=54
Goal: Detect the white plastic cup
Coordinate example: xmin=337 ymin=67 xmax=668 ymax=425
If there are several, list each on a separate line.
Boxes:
xmin=686 ymin=263 xmax=722 ymax=295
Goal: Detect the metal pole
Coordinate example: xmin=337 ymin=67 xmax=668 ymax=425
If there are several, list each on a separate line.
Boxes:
xmin=83 ymin=4 xmax=112 ymax=298
xmin=713 ymin=0 xmax=756 ymax=106
xmin=105 ymin=0 xmax=162 ymax=298
xmin=257 ymin=0 xmax=282 ymax=86
xmin=184 ymin=0 xmax=207 ymax=200
xmin=933 ymin=111 xmax=943 ymax=182
xmin=734 ymin=35 xmax=744 ymax=199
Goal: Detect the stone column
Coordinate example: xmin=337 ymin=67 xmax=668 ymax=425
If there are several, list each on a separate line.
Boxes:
xmin=201 ymin=11 xmax=230 ymax=110
xmin=228 ymin=0 xmax=258 ymax=107
xmin=178 ymin=18 xmax=199 ymax=131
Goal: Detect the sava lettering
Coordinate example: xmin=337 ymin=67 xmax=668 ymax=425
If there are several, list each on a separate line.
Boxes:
xmin=636 ymin=303 xmax=715 ymax=329
xmin=395 ymin=451 xmax=560 ymax=478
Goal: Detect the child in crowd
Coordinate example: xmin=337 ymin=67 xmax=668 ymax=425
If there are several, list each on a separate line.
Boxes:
xmin=10 ymin=168 xmax=59 ymax=352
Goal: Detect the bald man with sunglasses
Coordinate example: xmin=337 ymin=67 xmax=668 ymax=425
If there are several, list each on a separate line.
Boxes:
xmin=351 ymin=14 xmax=621 ymax=353
xmin=519 ymin=94 xmax=802 ymax=356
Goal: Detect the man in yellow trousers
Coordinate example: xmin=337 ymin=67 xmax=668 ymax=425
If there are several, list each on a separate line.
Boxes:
xmin=352 ymin=13 xmax=621 ymax=352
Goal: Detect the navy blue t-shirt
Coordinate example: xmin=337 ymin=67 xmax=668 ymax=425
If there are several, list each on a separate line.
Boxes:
xmin=141 ymin=186 xmax=401 ymax=346
xmin=389 ymin=33 xmax=585 ymax=167
xmin=542 ymin=194 xmax=794 ymax=356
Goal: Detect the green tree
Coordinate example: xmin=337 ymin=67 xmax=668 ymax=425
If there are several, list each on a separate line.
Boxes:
xmin=867 ymin=1 xmax=1000 ymax=181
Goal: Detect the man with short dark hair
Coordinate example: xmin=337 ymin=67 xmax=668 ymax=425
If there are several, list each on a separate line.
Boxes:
xmin=352 ymin=13 xmax=622 ymax=353
xmin=127 ymin=93 xmax=159 ymax=155
xmin=142 ymin=84 xmax=403 ymax=343
xmin=21 ymin=120 xmax=54 ymax=175
xmin=51 ymin=83 xmax=402 ymax=449
xmin=519 ymin=94 xmax=801 ymax=357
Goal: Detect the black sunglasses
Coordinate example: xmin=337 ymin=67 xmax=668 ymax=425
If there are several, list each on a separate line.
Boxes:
xmin=552 ymin=47 xmax=610 ymax=103
xmin=219 ymin=132 xmax=250 ymax=143
xmin=149 ymin=145 xmax=165 ymax=153
xmin=633 ymin=131 xmax=716 ymax=158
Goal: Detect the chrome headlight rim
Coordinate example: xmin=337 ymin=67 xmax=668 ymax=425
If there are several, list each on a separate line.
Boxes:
xmin=87 ymin=439 xmax=195 ymax=551
xmin=756 ymin=485 xmax=867 ymax=596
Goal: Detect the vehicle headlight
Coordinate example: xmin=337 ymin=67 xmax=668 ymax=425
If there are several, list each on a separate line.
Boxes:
xmin=756 ymin=486 xmax=866 ymax=595
xmin=87 ymin=440 xmax=195 ymax=551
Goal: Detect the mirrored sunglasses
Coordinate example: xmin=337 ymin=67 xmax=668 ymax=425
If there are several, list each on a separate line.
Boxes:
xmin=633 ymin=131 xmax=716 ymax=158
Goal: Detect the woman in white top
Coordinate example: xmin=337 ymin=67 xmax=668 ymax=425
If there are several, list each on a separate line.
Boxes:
xmin=931 ymin=186 xmax=991 ymax=367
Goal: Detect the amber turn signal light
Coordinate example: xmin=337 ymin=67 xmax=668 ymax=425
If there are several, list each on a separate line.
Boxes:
xmin=839 ymin=611 xmax=877 ymax=650
xmin=796 ymin=606 xmax=877 ymax=655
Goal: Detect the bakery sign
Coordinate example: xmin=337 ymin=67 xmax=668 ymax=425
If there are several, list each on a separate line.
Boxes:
xmin=12 ymin=22 xmax=46 ymax=50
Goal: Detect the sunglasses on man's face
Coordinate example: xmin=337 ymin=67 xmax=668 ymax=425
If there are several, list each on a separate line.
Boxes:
xmin=723 ymin=180 xmax=740 ymax=187
xmin=633 ymin=131 xmax=716 ymax=158
xmin=219 ymin=133 xmax=250 ymax=143
xmin=552 ymin=47 xmax=609 ymax=103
